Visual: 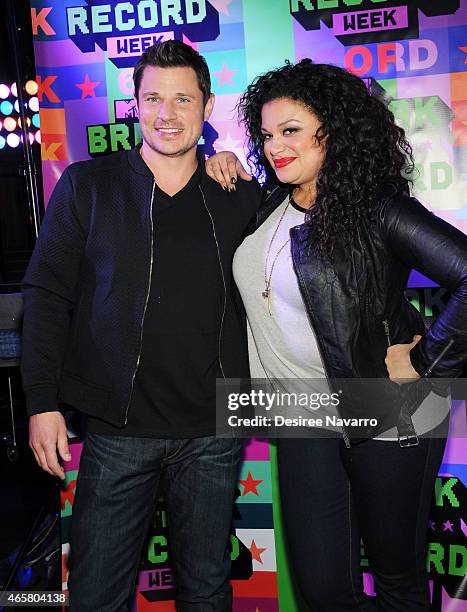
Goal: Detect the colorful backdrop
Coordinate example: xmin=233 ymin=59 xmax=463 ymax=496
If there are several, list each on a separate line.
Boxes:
xmin=29 ymin=0 xmax=467 ymax=609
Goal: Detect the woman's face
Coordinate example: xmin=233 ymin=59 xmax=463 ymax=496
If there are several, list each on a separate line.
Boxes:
xmin=261 ymin=97 xmax=325 ymax=190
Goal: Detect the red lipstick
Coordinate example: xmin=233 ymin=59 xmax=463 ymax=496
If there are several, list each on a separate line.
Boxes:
xmin=273 ymin=157 xmax=297 ymax=168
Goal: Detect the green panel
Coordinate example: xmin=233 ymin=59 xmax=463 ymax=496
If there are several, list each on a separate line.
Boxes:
xmin=270 ymin=444 xmax=308 ymax=611
xmin=377 ymin=78 xmax=398 ymax=99
xmin=203 ymin=48 xmax=248 ymax=95
xmin=238 ymin=460 xmax=273 ymax=503
xmin=243 ymin=0 xmax=295 ymax=83
xmin=105 ymin=54 xmax=134 ymax=123
xmin=61 ymin=469 xmax=78 ymax=518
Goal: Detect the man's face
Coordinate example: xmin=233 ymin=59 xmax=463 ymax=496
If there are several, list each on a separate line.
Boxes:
xmin=137 ymin=65 xmax=213 ymax=158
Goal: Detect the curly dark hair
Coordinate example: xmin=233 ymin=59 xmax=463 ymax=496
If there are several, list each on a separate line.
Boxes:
xmin=237 ymin=59 xmax=414 ymax=257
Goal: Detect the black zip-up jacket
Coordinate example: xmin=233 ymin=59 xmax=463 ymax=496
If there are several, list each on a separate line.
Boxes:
xmin=250 ymin=181 xmax=467 ymax=438
xmin=21 ymin=147 xmax=262 ymax=425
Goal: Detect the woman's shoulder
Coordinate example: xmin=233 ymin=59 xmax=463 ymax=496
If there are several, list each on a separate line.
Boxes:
xmin=374 ymin=178 xmax=415 ymax=222
xmin=377 ymin=177 xmax=410 ymax=205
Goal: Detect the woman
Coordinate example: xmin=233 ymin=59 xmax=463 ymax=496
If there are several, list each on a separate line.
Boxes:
xmin=206 ymin=60 xmax=467 ymax=610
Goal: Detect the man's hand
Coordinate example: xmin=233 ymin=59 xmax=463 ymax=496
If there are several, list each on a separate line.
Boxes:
xmin=29 ymin=411 xmax=71 ymax=480
xmin=205 ymin=151 xmax=252 ymax=191
xmin=385 ymin=335 xmax=422 ymax=384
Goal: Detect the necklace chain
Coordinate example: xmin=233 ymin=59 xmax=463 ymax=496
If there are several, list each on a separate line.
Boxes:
xmin=263 ymin=197 xmax=292 ymax=315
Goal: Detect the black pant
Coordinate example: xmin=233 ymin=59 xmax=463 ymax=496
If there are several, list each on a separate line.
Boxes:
xmin=277 ymin=424 xmax=447 ymax=611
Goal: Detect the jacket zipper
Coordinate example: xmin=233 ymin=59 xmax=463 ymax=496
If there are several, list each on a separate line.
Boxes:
xmin=264 ymin=185 xmax=280 ymax=202
xmin=257 ymin=185 xmax=281 ymax=227
xmin=290 ymin=241 xmax=352 ymax=448
xmin=199 ymin=185 xmax=227 ymax=379
xmin=382 ymin=319 xmax=391 ymax=347
xmin=124 ymin=179 xmax=156 ymax=425
xmin=421 ymin=337 xmax=455 ymax=377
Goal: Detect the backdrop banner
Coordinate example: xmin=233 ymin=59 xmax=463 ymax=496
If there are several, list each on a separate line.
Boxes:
xmin=30 ymin=1 xmax=467 ymax=609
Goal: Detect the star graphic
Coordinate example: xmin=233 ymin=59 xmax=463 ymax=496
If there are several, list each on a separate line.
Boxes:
xmin=459 ymin=46 xmax=467 ymax=64
xmin=239 ymin=471 xmax=263 ymax=496
xmin=76 ymin=74 xmax=100 ymax=99
xmin=461 ymin=518 xmax=467 ymax=538
xmin=209 ymin=0 xmax=234 ymax=15
xmin=443 ymin=520 xmax=454 ymax=532
xmin=249 ymin=539 xmax=267 ymax=564
xmin=215 ymin=131 xmax=243 ymax=153
xmin=428 ymin=520 xmax=436 ymax=531
xmin=213 ymin=63 xmax=237 ymax=88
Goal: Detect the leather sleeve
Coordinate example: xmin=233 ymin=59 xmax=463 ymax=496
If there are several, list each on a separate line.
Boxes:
xmin=381 ymin=194 xmax=467 ymax=377
xmin=21 ymin=167 xmax=87 ymax=416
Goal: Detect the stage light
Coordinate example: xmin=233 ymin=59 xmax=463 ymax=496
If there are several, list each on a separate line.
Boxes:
xmin=0 ymin=84 xmax=9 ymax=99
xmin=32 ymin=113 xmax=40 ymax=128
xmin=0 ymin=135 xmax=5 ymax=149
xmin=14 ymin=100 xmax=28 ymax=113
xmin=18 ymin=117 xmax=31 ymax=128
xmin=4 ymin=117 xmax=16 ymax=131
xmin=21 ymin=132 xmax=34 ymax=144
xmin=0 ymin=100 xmax=13 ymax=116
xmin=25 ymin=80 xmax=38 ymax=96
xmin=10 ymin=82 xmax=17 ymax=97
xmin=35 ymin=130 xmax=41 ymax=144
xmin=29 ymin=97 xmax=39 ymax=112
xmin=7 ymin=133 xmax=20 ymax=148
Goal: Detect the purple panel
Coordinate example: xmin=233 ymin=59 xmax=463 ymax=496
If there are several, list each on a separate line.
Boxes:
xmin=64 ymin=96 xmax=109 ymax=162
xmin=407 ymin=269 xmax=439 ymax=288
xmin=42 ymin=159 xmax=70 ymax=206
xmin=34 ymin=39 xmax=105 ymax=68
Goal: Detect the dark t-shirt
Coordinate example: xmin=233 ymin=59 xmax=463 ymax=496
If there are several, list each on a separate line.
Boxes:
xmin=87 ymin=163 xmax=224 ymax=438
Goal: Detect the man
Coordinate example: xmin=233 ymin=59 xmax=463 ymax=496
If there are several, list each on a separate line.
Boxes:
xmin=21 ymin=41 xmax=261 ymax=611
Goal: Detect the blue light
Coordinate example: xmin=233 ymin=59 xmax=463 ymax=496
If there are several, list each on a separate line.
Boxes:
xmin=32 ymin=113 xmax=40 ymax=128
xmin=0 ymin=100 xmax=13 ymax=116
xmin=0 ymin=135 xmax=5 ymax=149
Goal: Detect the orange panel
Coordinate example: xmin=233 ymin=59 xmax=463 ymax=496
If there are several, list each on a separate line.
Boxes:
xmin=40 ymin=107 xmax=66 ymax=135
xmin=450 ymin=72 xmax=467 ymax=102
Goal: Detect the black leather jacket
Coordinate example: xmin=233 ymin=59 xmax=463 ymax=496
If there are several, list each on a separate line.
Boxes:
xmin=247 ymin=181 xmax=467 ymax=440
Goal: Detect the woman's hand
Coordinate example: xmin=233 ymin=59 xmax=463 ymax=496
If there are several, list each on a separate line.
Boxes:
xmin=385 ymin=335 xmax=422 ymax=383
xmin=205 ymin=151 xmax=252 ymax=191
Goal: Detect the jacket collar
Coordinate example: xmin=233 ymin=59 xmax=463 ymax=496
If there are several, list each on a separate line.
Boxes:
xmin=127 ymin=144 xmax=153 ymax=177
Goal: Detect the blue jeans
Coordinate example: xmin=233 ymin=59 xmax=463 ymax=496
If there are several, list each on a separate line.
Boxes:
xmin=68 ymin=433 xmax=242 ymax=612
xmin=277 ymin=420 xmax=448 ymax=611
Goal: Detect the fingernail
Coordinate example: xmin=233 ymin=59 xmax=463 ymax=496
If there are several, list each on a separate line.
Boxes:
xmin=231 ymin=177 xmax=237 ymax=184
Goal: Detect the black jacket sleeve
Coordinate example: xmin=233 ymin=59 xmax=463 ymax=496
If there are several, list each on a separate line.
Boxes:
xmin=21 ymin=166 xmax=86 ymax=416
xmin=382 ymin=193 xmax=467 ymax=377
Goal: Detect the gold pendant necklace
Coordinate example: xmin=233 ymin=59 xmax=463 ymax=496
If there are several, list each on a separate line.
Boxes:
xmin=263 ymin=198 xmax=292 ymax=316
